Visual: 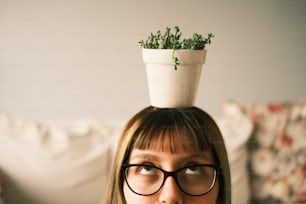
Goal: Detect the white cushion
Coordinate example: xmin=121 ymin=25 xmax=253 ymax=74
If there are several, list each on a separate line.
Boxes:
xmin=216 ymin=102 xmax=253 ymax=204
xmin=0 ymin=112 xmax=122 ymax=204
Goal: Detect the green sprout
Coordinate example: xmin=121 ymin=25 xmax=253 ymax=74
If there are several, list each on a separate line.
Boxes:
xmin=139 ymin=26 xmax=214 ymax=70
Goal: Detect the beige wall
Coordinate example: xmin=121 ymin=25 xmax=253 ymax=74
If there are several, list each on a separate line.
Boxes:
xmin=0 ymin=0 xmax=305 ymax=121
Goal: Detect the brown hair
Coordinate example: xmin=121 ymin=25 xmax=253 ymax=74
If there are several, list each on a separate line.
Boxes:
xmin=102 ymin=106 xmax=231 ymax=204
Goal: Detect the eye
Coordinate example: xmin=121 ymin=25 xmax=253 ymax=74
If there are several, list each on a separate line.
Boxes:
xmin=137 ymin=165 xmax=157 ymax=175
xmin=184 ymin=166 xmax=203 ymax=175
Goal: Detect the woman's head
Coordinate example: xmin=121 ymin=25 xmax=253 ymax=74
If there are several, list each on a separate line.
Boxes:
xmin=103 ymin=106 xmax=231 ymax=204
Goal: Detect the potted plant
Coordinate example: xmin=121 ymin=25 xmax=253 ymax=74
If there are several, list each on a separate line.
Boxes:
xmin=139 ymin=26 xmax=214 ymax=108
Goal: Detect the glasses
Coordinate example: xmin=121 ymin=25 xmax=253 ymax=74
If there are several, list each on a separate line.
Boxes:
xmin=122 ymin=164 xmax=220 ymax=196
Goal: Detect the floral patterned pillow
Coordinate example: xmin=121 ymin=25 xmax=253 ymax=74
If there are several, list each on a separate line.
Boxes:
xmin=225 ymin=100 xmax=306 ymax=203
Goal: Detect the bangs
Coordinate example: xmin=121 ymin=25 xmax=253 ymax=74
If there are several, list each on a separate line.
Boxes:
xmin=131 ymin=108 xmax=212 ymax=153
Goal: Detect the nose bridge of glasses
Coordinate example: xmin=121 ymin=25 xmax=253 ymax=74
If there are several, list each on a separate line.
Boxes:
xmin=163 ymin=169 xmax=177 ymax=177
xmin=160 ymin=168 xmax=185 ymax=193
xmin=161 ymin=168 xmax=181 ymax=183
xmin=160 ymin=170 xmax=182 ymax=192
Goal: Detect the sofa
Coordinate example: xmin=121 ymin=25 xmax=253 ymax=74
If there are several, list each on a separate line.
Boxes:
xmin=0 ymin=99 xmax=305 ymax=204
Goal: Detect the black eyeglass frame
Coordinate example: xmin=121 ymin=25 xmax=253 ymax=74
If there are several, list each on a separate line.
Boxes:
xmin=122 ymin=164 xmax=221 ymax=196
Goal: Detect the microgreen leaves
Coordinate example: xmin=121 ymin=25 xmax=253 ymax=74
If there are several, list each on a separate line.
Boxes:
xmin=139 ymin=26 xmax=214 ymax=70
xmin=139 ymin=26 xmax=214 ymax=50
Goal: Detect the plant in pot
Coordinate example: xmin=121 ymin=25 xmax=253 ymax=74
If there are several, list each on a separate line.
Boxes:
xmin=139 ymin=26 xmax=214 ymax=108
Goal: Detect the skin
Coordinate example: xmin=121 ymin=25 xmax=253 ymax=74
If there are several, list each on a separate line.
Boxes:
xmin=123 ymin=148 xmax=219 ymax=204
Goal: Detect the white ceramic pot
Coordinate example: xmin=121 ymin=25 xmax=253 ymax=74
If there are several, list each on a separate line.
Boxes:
xmin=142 ymin=49 xmax=207 ymax=108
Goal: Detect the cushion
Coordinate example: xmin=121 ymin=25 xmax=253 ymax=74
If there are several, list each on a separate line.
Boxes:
xmin=0 ymin=112 xmax=123 ymax=204
xmin=224 ymin=99 xmax=306 ymax=203
xmin=217 ymin=103 xmax=253 ymax=204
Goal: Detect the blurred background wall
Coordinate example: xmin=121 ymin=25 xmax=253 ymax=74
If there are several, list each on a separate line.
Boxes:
xmin=0 ymin=0 xmax=305 ymax=121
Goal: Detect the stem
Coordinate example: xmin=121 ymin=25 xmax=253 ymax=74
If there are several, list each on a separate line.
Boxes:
xmin=172 ymin=49 xmax=179 ymax=71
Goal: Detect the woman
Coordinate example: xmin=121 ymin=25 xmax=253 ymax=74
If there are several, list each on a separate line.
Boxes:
xmin=102 ymin=106 xmax=231 ymax=204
